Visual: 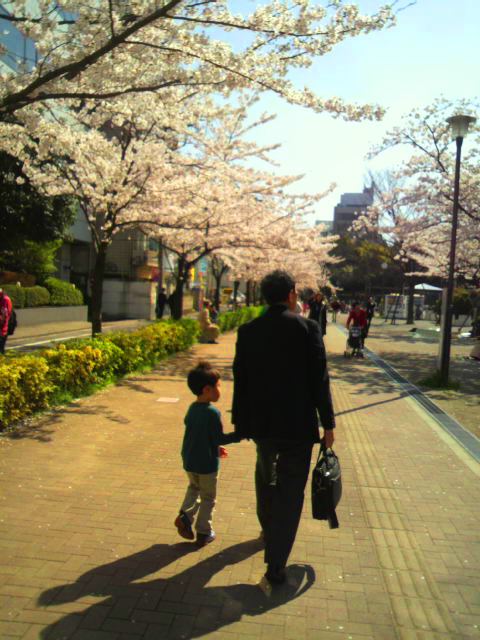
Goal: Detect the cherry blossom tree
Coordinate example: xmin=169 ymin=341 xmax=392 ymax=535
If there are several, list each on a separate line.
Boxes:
xmin=368 ymin=98 xmax=479 ymax=283
xmin=0 ymin=1 xmax=397 ymax=121
xmin=0 ymin=96 xmax=186 ymax=333
xmin=142 ymin=98 xmax=339 ymax=317
xmin=356 ymin=99 xmax=479 ymax=321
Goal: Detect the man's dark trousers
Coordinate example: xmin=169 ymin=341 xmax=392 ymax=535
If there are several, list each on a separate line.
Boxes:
xmin=255 ymin=439 xmax=313 ymax=569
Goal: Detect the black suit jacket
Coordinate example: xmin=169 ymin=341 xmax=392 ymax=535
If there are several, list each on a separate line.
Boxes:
xmin=308 ymin=300 xmax=327 ymax=336
xmin=232 ymin=304 xmax=335 ymax=442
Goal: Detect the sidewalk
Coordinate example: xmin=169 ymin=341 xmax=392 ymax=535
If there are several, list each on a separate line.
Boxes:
xmin=0 ymin=325 xmax=479 ymax=639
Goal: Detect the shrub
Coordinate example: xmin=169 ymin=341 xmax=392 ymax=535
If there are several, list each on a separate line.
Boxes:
xmin=24 ymin=286 xmax=50 ymax=308
xmin=217 ymin=306 xmax=263 ymax=332
xmin=0 ymin=318 xmax=200 ymax=430
xmin=44 ymin=277 xmax=84 ymax=306
xmin=43 ymin=340 xmax=124 ymax=398
xmin=0 ymin=356 xmax=53 ymax=426
xmin=453 ymin=288 xmax=472 ymax=317
xmin=1 ymin=284 xmax=25 ymax=308
xmin=0 ymin=310 xmax=251 ymax=431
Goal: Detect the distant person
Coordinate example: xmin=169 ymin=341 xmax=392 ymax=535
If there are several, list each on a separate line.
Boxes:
xmin=198 ymin=299 xmax=220 ymax=344
xmin=156 ymin=286 xmax=167 ymax=319
xmin=365 ymin=297 xmax=376 ymax=334
xmin=346 ymin=301 xmax=367 ymax=346
xmin=167 ymin=292 xmax=176 ymax=317
xmin=0 ymin=288 xmax=13 ymax=354
xmin=308 ymin=292 xmax=328 ymax=336
xmin=330 ymin=298 xmax=341 ymax=323
xmin=232 ymin=270 xmax=335 ymax=586
xmin=207 ymin=300 xmax=219 ymax=323
xmin=174 ymin=361 xmax=241 ymax=546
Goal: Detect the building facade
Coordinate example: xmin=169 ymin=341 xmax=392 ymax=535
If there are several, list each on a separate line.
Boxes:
xmin=333 ymin=186 xmax=374 ymax=236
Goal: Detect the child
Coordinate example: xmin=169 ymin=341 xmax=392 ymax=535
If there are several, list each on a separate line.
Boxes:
xmin=174 ymin=361 xmax=241 ymax=547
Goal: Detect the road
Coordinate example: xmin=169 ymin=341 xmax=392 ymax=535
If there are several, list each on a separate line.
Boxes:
xmin=6 ymin=318 xmax=154 ymax=353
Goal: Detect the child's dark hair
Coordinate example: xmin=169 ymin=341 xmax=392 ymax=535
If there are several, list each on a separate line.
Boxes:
xmin=187 ymin=361 xmax=220 ymax=395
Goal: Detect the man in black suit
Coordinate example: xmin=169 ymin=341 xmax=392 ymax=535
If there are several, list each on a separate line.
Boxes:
xmin=232 ymin=270 xmax=336 ymax=586
xmin=308 ymin=292 xmax=328 ymax=336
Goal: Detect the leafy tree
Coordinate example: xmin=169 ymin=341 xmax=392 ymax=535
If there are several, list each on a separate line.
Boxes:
xmin=329 ymin=236 xmax=402 ymax=298
xmin=0 ymin=150 xmax=76 ymax=277
xmin=1 ymin=239 xmax=62 ymax=279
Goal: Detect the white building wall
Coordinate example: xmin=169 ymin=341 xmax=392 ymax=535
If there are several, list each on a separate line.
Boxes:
xmin=102 ymin=280 xmax=156 ymax=320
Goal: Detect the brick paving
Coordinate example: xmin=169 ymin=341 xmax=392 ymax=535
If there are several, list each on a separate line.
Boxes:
xmin=0 ymin=324 xmax=479 ymax=639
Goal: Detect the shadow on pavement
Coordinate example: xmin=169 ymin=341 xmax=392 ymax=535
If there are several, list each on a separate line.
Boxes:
xmin=154 ymin=348 xmax=235 ymax=382
xmin=2 ymin=403 xmax=132 ymax=442
xmin=38 ymin=539 xmax=315 ymax=639
xmin=329 ymin=352 xmax=398 ymax=398
xmin=335 ymin=393 xmax=408 ymax=417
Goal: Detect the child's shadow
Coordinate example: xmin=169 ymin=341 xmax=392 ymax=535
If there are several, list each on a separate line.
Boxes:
xmin=38 ymin=538 xmax=315 ymax=639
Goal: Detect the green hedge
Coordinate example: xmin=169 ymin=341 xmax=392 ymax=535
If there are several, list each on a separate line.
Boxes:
xmin=24 ymin=286 xmax=50 ymax=308
xmin=0 ymin=308 xmax=260 ymax=431
xmin=217 ymin=305 xmax=264 ymax=331
xmin=44 ymin=277 xmax=84 ymax=306
xmin=1 ymin=280 xmax=81 ymax=308
xmin=0 ymin=318 xmax=201 ymax=430
xmin=1 ymin=284 xmax=26 ymax=308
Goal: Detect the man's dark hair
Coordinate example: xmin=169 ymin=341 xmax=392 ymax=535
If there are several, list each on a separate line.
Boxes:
xmin=260 ymin=270 xmax=295 ymax=305
xmin=352 ymin=301 xmax=359 ymax=308
xmin=187 ymin=361 xmax=220 ymax=395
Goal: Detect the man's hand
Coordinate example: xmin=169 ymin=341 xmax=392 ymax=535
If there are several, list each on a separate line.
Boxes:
xmin=323 ymin=429 xmax=335 ymax=449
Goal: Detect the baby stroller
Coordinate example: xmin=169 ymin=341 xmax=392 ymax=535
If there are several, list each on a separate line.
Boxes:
xmin=344 ymin=325 xmax=364 ymax=358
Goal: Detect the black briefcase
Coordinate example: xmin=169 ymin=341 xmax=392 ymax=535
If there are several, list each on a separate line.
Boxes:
xmin=311 ymin=444 xmax=342 ymax=528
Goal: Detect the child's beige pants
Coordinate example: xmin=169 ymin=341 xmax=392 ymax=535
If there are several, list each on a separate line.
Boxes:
xmin=180 ymin=471 xmax=217 ymax=534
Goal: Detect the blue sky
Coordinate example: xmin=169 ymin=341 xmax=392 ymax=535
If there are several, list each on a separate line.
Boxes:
xmin=236 ymin=0 xmax=480 ymax=222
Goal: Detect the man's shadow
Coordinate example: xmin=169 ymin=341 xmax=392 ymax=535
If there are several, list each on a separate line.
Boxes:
xmin=38 ymin=538 xmax=315 ymax=639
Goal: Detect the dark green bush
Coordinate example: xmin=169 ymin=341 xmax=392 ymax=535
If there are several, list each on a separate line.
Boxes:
xmin=24 ymin=286 xmax=50 ymax=307
xmin=453 ymin=288 xmax=473 ymax=316
xmin=1 ymin=284 xmax=25 ymax=308
xmin=44 ymin=277 xmax=84 ymax=306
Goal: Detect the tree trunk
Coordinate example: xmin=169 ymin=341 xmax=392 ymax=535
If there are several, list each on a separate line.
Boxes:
xmin=214 ymin=274 xmax=222 ymax=311
xmin=157 ymin=240 xmax=164 ymax=287
xmin=91 ymin=242 xmax=108 ymax=336
xmin=246 ymin=280 xmax=252 ymax=306
xmin=212 ymin=264 xmax=228 ymax=311
xmin=406 ymin=278 xmax=415 ymax=325
xmin=233 ymin=280 xmax=240 ymax=309
xmin=171 ymin=257 xmax=187 ymax=320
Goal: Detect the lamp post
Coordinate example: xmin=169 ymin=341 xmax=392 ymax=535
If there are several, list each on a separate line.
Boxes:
xmin=438 ymin=114 xmax=476 ymax=384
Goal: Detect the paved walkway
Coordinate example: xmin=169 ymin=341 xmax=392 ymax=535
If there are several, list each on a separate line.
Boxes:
xmin=0 ymin=325 xmax=479 ymax=639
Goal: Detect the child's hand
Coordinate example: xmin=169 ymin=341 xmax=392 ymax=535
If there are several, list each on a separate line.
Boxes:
xmin=219 ymin=446 xmax=228 ymax=458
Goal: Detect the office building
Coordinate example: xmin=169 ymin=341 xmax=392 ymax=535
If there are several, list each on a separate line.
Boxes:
xmin=333 ymin=186 xmax=374 ymax=236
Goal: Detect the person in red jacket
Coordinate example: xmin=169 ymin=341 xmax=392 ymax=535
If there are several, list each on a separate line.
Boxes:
xmin=346 ymin=301 xmax=367 ymax=347
xmin=0 ymin=288 xmax=13 ymax=354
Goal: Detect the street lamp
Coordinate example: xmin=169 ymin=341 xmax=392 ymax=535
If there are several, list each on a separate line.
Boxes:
xmin=438 ymin=114 xmax=476 ymax=384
